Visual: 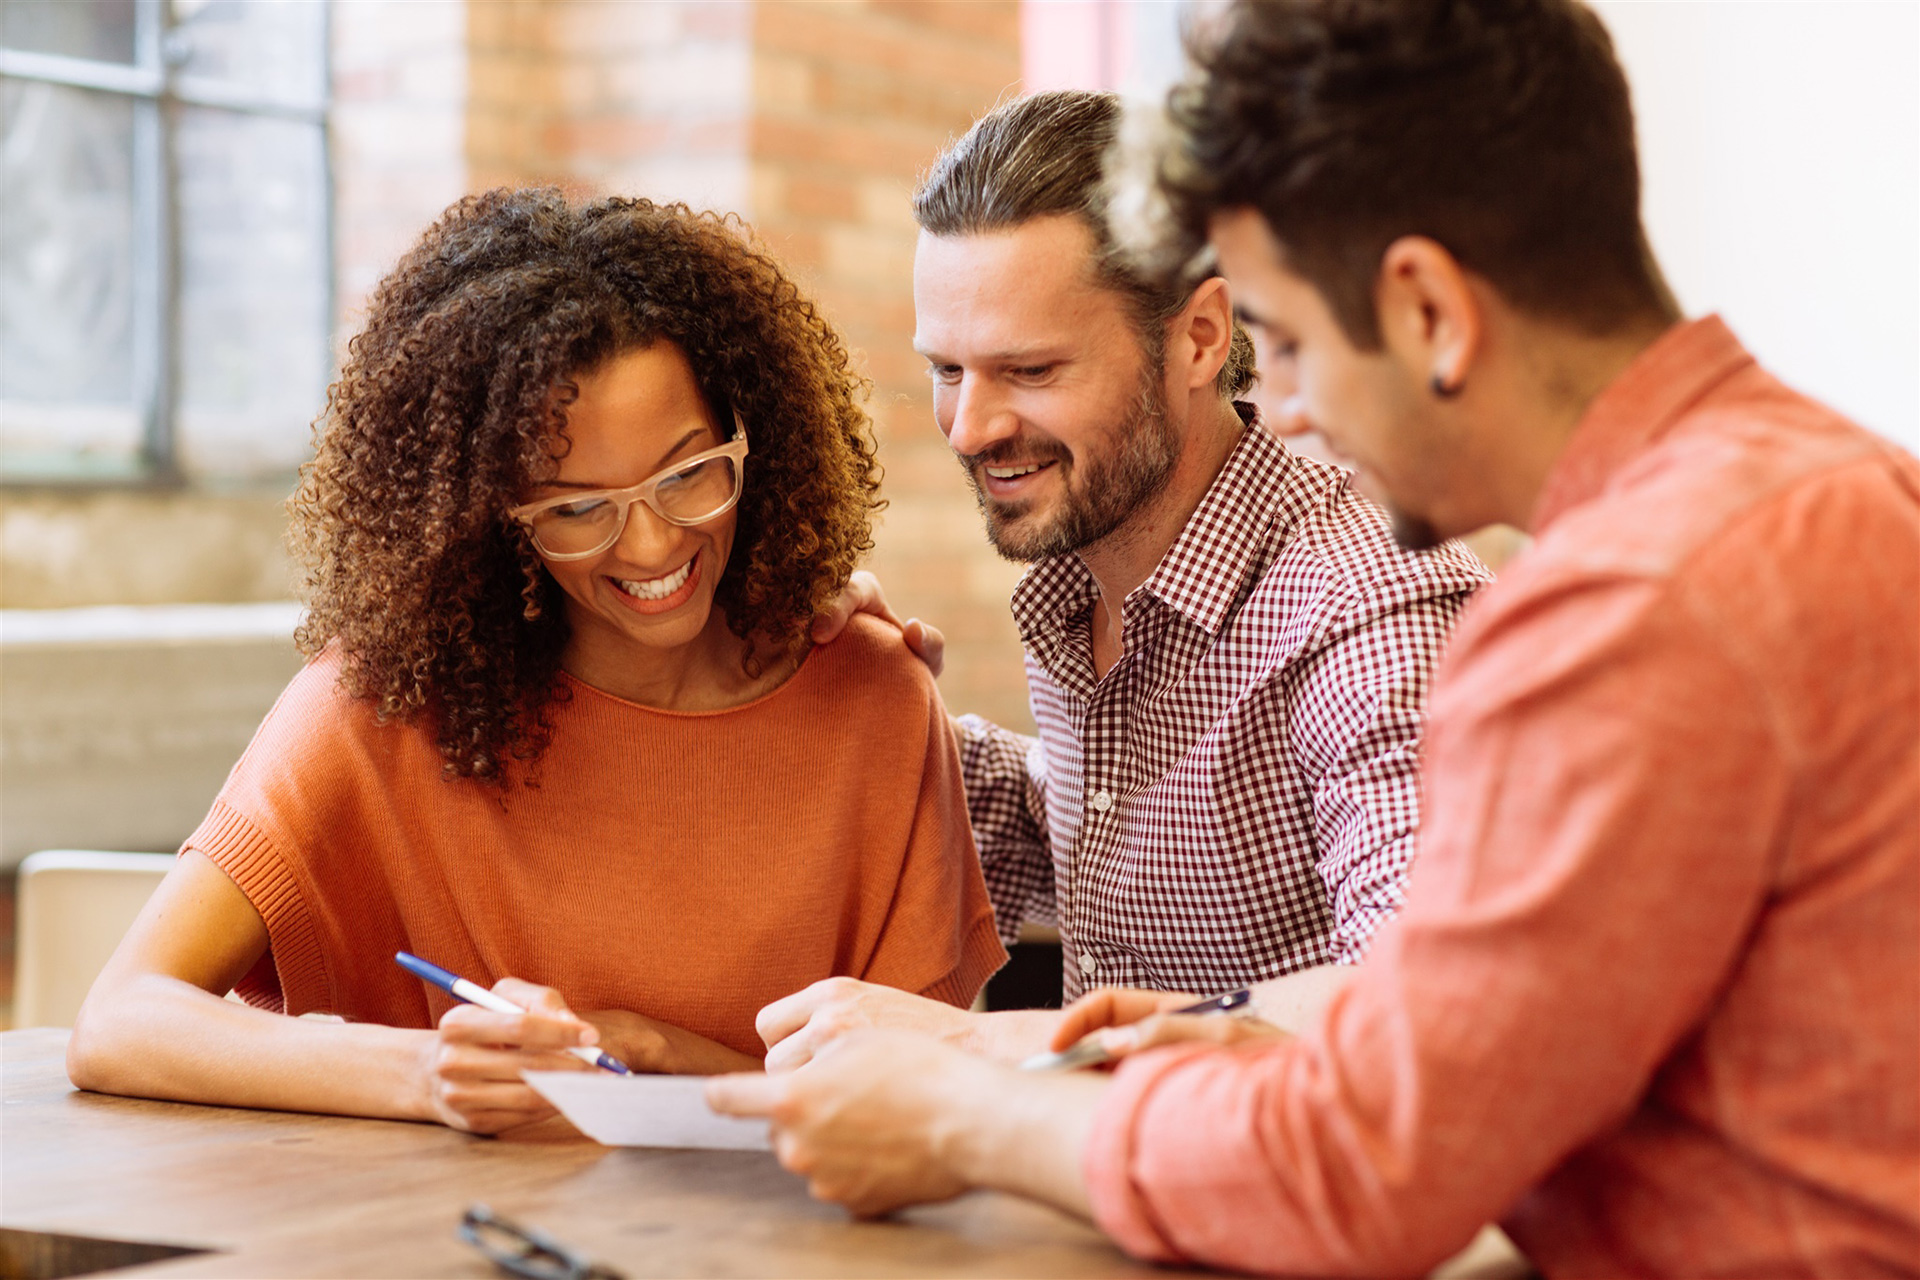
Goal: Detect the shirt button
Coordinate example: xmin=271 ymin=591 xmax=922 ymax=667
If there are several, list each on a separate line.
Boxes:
xmin=1090 ymin=789 xmax=1113 ymax=813
xmin=1079 ymin=952 xmax=1098 ymax=975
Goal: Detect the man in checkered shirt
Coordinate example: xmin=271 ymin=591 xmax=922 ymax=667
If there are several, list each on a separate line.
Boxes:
xmin=759 ymin=90 xmax=1489 ymax=1067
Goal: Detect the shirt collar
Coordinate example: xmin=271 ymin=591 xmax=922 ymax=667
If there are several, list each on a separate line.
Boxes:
xmin=1530 ymin=314 xmax=1755 ymax=533
xmin=1010 ymin=403 xmax=1292 ymax=645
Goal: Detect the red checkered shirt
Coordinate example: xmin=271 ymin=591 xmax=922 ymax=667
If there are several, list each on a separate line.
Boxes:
xmin=959 ymin=414 xmax=1490 ymax=1000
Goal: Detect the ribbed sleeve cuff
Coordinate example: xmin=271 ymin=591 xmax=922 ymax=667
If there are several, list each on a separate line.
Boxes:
xmin=1082 ymin=1042 xmax=1223 ymax=1265
xmin=917 ymin=913 xmax=1009 ymax=1008
xmin=184 ymin=799 xmax=330 ymax=1015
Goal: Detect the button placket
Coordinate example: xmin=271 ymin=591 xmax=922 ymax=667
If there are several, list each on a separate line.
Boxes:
xmin=1068 ymin=638 xmax=1138 ymax=994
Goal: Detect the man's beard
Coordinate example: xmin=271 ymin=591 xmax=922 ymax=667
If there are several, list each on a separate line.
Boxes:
xmin=956 ymin=367 xmax=1179 ymax=563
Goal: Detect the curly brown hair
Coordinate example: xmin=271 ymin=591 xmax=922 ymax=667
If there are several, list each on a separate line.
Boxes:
xmin=289 ymin=188 xmax=882 ymax=783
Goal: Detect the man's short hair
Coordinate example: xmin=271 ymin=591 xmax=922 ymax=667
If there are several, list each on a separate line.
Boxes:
xmin=916 ymin=89 xmax=1256 ymax=399
xmin=1145 ymin=0 xmax=1671 ymax=348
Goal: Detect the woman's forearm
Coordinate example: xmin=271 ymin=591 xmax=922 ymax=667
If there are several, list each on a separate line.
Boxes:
xmin=67 ymin=972 xmax=435 ymax=1122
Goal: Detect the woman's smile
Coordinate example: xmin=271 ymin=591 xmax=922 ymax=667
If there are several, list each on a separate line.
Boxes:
xmin=606 ymin=552 xmax=701 ymax=614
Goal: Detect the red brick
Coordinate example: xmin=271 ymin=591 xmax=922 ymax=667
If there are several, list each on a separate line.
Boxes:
xmin=781 ymin=175 xmax=861 ymax=221
xmin=752 ymin=116 xmax=951 ymax=180
xmin=540 ymin=116 xmax=675 ymax=161
xmin=870 ymin=0 xmax=1021 ymax=47
xmin=810 ymin=60 xmax=1010 ymax=132
xmin=753 ymin=1 xmax=1017 ymax=94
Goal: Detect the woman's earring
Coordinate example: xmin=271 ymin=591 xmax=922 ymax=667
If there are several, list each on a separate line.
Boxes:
xmin=1430 ymin=372 xmax=1463 ymax=399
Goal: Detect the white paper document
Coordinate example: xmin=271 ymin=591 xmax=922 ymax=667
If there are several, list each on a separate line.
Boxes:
xmin=523 ymin=1071 xmax=773 ymax=1151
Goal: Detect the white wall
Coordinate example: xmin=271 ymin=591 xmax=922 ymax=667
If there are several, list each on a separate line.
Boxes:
xmin=1595 ymin=1 xmax=1920 ymax=454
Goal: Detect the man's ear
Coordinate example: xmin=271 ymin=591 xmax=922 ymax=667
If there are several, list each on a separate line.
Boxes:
xmin=1169 ymin=275 xmax=1235 ymax=391
xmin=1375 ymin=236 xmax=1481 ymax=396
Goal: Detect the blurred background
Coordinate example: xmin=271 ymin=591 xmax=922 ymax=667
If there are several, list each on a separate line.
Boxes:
xmin=0 ymin=0 xmax=1914 ymax=1026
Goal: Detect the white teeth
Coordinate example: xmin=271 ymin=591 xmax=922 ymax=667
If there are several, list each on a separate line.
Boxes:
xmin=985 ymin=462 xmax=1044 ymax=479
xmin=615 ymin=557 xmax=694 ymax=601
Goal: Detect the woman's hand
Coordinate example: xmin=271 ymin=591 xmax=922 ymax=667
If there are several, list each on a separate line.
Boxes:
xmin=582 ymin=1009 xmax=763 ymax=1076
xmin=418 ymin=977 xmax=601 ymax=1134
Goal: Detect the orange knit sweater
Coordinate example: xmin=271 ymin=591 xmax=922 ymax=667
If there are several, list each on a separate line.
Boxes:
xmin=185 ymin=615 xmax=1006 ymax=1058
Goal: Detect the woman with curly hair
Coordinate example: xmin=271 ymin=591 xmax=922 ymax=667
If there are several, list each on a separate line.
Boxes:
xmin=67 ymin=189 xmax=1006 ymax=1133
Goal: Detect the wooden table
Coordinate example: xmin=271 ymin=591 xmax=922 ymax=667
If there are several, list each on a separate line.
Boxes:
xmin=1 ymin=1029 xmax=1529 ymax=1280
xmin=0 ymin=1028 xmax=1187 ymax=1279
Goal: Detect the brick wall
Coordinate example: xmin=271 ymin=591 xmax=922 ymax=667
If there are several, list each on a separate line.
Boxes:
xmin=453 ymin=0 xmax=1033 ymax=732
xmin=331 ymin=0 xmax=472 ymax=332
xmin=747 ymin=1 xmax=1030 ymax=732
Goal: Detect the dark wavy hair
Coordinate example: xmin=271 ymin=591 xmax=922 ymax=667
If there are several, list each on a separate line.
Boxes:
xmin=1145 ymin=0 xmax=1673 ymax=347
xmin=289 ymin=188 xmax=882 ymax=783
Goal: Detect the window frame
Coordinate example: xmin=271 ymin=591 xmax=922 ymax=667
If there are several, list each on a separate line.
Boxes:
xmin=0 ymin=0 xmax=332 ymax=486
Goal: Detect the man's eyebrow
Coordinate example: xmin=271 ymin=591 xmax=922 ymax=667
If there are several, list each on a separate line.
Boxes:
xmin=539 ymin=426 xmax=710 ymax=490
xmin=1231 ymin=304 xmax=1269 ymax=328
xmin=912 ymin=344 xmax=1073 ymax=365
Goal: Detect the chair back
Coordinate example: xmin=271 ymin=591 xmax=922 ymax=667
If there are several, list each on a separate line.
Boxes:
xmin=15 ymin=850 xmax=173 ymax=1028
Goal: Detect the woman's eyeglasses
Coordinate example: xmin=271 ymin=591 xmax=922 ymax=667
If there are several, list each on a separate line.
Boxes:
xmin=458 ymin=1203 xmax=626 ymax=1280
xmin=509 ymin=422 xmax=748 ymax=561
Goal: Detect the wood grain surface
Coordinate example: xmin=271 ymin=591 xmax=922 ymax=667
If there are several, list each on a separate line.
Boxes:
xmin=0 ymin=1028 xmax=1176 ymax=1279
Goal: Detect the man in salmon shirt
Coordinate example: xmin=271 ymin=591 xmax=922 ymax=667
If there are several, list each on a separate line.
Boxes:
xmin=709 ymin=0 xmax=1920 ymax=1273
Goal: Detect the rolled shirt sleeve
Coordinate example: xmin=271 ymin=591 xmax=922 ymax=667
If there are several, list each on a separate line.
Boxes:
xmin=956 ymin=712 xmax=1056 ymax=946
xmin=1285 ymin=577 xmax=1475 ymax=963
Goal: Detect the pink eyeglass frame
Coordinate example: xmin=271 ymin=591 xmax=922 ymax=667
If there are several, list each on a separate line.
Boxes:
xmin=508 ymin=423 xmax=749 ymax=561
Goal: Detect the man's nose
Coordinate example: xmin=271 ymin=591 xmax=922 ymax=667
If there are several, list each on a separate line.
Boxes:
xmin=942 ymin=376 xmax=1020 ymax=458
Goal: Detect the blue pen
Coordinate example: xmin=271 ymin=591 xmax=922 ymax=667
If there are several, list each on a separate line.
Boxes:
xmin=1018 ymin=988 xmax=1254 ymax=1072
xmin=395 ymin=951 xmax=630 ymax=1075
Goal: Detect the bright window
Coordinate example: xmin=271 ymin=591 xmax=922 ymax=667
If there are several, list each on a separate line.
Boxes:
xmin=0 ymin=0 xmax=330 ymax=483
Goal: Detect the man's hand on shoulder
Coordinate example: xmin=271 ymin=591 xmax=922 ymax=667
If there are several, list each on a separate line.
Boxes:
xmin=811 ymin=570 xmax=946 ymax=677
xmin=758 ymin=978 xmax=976 ymax=1073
